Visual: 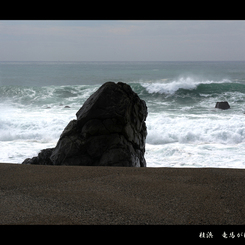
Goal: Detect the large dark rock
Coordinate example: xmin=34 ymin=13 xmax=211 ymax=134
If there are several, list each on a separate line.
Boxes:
xmin=22 ymin=82 xmax=148 ymax=167
xmin=215 ymin=101 xmax=230 ymax=110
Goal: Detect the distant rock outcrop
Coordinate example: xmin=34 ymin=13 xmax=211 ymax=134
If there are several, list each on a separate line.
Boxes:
xmin=22 ymin=82 xmax=148 ymax=167
xmin=215 ymin=101 xmax=230 ymax=110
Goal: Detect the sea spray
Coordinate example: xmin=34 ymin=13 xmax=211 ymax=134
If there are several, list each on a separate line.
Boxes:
xmin=141 ymin=77 xmax=233 ymax=95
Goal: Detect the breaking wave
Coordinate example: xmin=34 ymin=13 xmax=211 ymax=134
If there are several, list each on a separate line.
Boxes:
xmin=140 ymin=77 xmax=238 ymax=95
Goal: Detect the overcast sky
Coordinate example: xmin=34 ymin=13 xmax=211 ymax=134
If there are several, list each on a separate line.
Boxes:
xmin=1 ymin=20 xmax=245 ymax=61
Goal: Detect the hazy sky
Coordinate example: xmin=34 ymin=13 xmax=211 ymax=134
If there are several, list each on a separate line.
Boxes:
xmin=1 ymin=20 xmax=245 ymax=61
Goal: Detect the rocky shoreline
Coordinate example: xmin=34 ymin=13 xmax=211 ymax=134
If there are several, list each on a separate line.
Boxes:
xmin=1 ymin=163 xmax=245 ymax=225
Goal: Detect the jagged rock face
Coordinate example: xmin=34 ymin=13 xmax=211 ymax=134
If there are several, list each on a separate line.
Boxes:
xmin=22 ymin=82 xmax=147 ymax=167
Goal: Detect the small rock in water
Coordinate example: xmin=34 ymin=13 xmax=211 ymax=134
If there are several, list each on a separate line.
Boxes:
xmin=215 ymin=101 xmax=230 ymax=110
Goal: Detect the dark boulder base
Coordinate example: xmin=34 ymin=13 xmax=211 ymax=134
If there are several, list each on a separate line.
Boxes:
xmin=215 ymin=101 xmax=230 ymax=110
xmin=22 ymin=82 xmax=148 ymax=167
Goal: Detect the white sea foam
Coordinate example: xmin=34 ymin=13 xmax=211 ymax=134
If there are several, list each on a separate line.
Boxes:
xmin=145 ymin=112 xmax=245 ymax=168
xmin=0 ymin=104 xmax=78 ymax=163
xmin=146 ymin=112 xmax=245 ymax=146
xmin=145 ymin=142 xmax=245 ymax=168
xmin=0 ymin=107 xmax=71 ymax=141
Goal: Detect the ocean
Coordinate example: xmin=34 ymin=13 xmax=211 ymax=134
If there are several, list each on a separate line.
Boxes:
xmin=1 ymin=61 xmax=245 ymax=168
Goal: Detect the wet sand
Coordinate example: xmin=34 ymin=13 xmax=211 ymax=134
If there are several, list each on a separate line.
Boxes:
xmin=1 ymin=163 xmax=245 ymax=225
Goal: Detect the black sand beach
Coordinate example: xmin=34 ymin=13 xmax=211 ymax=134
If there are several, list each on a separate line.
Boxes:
xmin=1 ymin=163 xmax=245 ymax=225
